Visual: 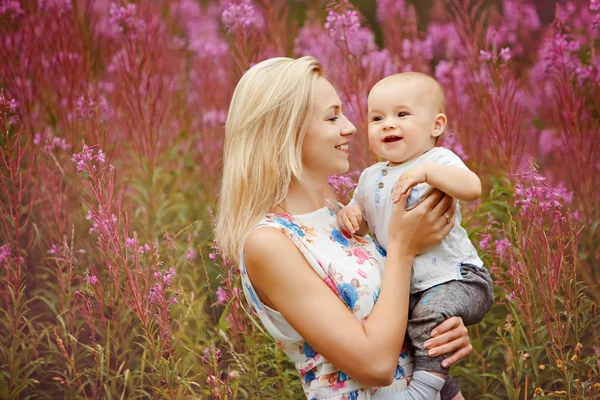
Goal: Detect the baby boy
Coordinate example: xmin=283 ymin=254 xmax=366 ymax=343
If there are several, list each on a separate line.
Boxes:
xmin=337 ymin=72 xmax=494 ymax=399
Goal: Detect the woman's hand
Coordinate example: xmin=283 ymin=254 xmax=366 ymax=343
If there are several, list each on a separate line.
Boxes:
xmin=388 ymin=189 xmax=457 ymax=256
xmin=423 ymin=316 xmax=473 ymax=368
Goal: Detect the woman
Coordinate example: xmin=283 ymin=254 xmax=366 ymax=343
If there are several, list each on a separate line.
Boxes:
xmin=215 ymin=56 xmax=473 ymax=399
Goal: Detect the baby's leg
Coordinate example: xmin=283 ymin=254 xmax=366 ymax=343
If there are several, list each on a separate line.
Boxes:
xmin=408 ymin=265 xmax=494 ymax=375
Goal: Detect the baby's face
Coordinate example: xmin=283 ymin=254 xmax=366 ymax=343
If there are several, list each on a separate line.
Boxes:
xmin=367 ymin=78 xmax=441 ymax=166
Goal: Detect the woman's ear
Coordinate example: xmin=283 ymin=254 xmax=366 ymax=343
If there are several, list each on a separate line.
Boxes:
xmin=432 ymin=113 xmax=447 ymax=138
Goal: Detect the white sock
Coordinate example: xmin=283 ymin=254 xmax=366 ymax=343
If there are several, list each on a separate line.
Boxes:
xmin=404 ymin=371 xmax=446 ymax=400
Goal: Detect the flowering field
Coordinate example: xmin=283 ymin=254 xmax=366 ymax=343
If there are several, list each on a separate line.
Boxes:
xmin=0 ymin=0 xmax=599 ymax=398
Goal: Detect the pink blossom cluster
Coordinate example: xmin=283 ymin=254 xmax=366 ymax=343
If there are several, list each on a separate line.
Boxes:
xmin=71 ymin=142 xmax=106 ymax=174
xmin=485 ymin=0 xmax=540 ymax=56
xmin=324 ymin=8 xmax=376 ymax=56
xmin=479 ymin=47 xmax=512 ymax=63
xmin=375 ymin=0 xmax=408 ymax=24
xmin=108 ymin=3 xmax=146 ymax=39
xmin=38 ymin=0 xmax=71 ymax=13
xmin=150 ymin=267 xmax=177 ymax=305
xmin=514 ymin=169 xmax=569 ymax=220
xmin=427 ymin=23 xmax=465 ymax=59
xmin=0 ymin=245 xmax=11 ymax=265
xmin=221 ymin=0 xmax=263 ymax=34
xmin=34 ymin=128 xmax=68 ymax=154
xmin=0 ymin=0 xmax=23 ymax=17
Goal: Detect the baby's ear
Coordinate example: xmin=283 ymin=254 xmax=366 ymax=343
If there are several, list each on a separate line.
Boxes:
xmin=432 ymin=113 xmax=447 ymax=138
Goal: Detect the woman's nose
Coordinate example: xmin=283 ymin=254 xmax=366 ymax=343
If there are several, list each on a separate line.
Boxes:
xmin=341 ymin=116 xmax=356 ymax=136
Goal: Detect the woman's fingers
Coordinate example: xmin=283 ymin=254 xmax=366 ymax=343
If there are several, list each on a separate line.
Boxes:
xmin=440 ymin=339 xmax=473 ymax=368
xmin=424 ymin=316 xmax=472 ymax=367
xmin=420 ymin=189 xmax=444 ymax=210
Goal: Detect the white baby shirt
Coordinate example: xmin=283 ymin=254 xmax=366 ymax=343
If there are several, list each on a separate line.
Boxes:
xmin=349 ymin=146 xmax=484 ymax=293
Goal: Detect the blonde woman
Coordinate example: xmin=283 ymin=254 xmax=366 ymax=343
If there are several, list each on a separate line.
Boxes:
xmin=216 ymin=56 xmax=472 ymax=400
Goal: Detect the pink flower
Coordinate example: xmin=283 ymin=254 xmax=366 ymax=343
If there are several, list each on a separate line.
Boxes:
xmin=323 ymin=276 xmax=340 ymax=296
xmin=48 ymin=244 xmax=57 ymax=255
xmin=352 ymin=247 xmax=369 ymax=261
xmin=221 ymin=0 xmax=263 ymax=34
xmin=495 ymin=238 xmax=512 ymax=256
xmin=186 ymin=248 xmax=196 ymax=260
xmin=499 ymin=47 xmax=512 ymax=61
xmin=479 ymin=50 xmax=493 ymax=62
xmin=216 ymin=286 xmax=229 ymax=305
xmin=479 ymin=234 xmax=492 ymax=251
xmin=0 ymin=245 xmax=11 ymax=265
xmin=86 ymin=274 xmax=98 ymax=285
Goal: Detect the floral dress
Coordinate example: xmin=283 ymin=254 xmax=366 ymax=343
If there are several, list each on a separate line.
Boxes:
xmin=239 ymin=202 xmax=415 ymax=399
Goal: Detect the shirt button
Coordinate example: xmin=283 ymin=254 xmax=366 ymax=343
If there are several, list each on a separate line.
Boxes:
xmin=378 ymin=182 xmax=384 ymax=188
xmin=381 ymin=170 xmax=388 ymax=176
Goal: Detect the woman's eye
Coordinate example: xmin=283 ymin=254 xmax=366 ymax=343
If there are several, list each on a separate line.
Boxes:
xmin=328 ymin=116 xmax=339 ymax=122
xmin=398 ymin=112 xmax=408 ymax=117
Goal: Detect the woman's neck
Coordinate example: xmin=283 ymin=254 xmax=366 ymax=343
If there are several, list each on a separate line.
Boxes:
xmin=283 ymin=169 xmax=328 ymax=215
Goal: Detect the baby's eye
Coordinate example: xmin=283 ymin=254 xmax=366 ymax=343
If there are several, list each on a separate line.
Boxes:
xmin=371 ymin=116 xmax=382 ymax=122
xmin=398 ymin=112 xmax=409 ymax=117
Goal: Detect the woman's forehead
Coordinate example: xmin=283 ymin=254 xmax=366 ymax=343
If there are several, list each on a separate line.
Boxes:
xmin=314 ymin=77 xmax=341 ymax=107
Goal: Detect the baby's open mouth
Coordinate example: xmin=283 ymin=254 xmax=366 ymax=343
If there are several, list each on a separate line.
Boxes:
xmin=383 ymin=135 xmax=402 ymax=143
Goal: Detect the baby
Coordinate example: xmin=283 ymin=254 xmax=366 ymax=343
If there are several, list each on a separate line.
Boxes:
xmin=337 ymin=72 xmax=494 ymax=399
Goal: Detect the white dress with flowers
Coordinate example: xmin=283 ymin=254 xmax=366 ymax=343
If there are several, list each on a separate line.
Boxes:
xmin=239 ymin=202 xmax=416 ymax=400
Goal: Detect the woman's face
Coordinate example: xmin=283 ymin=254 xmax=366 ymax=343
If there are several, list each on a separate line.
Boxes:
xmin=302 ymin=77 xmax=356 ymax=177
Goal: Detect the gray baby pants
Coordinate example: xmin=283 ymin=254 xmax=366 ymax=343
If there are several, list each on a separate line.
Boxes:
xmin=408 ymin=263 xmax=494 ymax=375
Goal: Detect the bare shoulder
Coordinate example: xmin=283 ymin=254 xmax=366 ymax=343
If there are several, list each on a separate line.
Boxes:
xmin=244 ymin=226 xmax=296 ymax=267
xmin=243 ymin=225 xmax=314 ymax=310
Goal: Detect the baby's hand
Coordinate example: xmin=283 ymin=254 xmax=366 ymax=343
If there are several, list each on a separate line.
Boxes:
xmin=393 ymin=164 xmax=430 ymax=203
xmin=337 ymin=205 xmax=364 ymax=234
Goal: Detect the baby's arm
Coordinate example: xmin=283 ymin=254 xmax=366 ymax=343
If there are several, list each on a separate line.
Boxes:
xmin=395 ymin=162 xmax=481 ymax=203
xmin=337 ymin=204 xmax=369 ymax=236
xmin=423 ymin=162 xmax=481 ymax=201
xmin=337 ymin=171 xmax=370 ymax=236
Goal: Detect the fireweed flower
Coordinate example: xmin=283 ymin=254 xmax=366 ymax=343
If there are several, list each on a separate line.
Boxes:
xmin=109 ymin=3 xmax=146 ymax=38
xmin=71 ymin=142 xmax=104 ymax=174
xmin=38 ymin=0 xmax=71 ymax=13
xmin=0 ymin=1 xmax=25 ymax=17
xmin=202 ymin=109 xmax=227 ymax=129
xmin=325 ymin=8 xmax=376 ymax=56
xmin=514 ymin=168 xmax=568 ymax=221
xmin=376 ymin=0 xmax=408 ymax=23
xmin=186 ymin=248 xmax=196 ymax=260
xmin=495 ymin=238 xmax=512 ymax=256
xmin=479 ymin=234 xmax=492 ymax=251
xmin=86 ymin=274 xmax=98 ymax=285
xmin=221 ymin=0 xmax=263 ymax=34
xmin=215 ymin=286 xmax=229 ymax=305
xmin=48 ymin=244 xmax=58 ymax=255
xmin=0 ymin=245 xmax=10 ymax=265
xmin=499 ymin=47 xmax=512 ymax=61
xmin=479 ymin=50 xmax=493 ymax=62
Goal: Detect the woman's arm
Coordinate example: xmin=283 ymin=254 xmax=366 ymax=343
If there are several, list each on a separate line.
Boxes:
xmin=244 ymin=191 xmax=456 ymax=387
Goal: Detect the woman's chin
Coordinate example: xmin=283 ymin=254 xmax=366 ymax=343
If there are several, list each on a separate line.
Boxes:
xmin=334 ymin=161 xmax=350 ymax=175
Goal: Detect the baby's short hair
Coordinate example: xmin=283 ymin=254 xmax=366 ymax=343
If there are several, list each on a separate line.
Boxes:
xmin=373 ymin=72 xmax=446 ymax=114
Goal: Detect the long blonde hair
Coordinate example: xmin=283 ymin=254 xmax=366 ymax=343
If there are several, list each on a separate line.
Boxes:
xmin=215 ymin=56 xmax=323 ymax=263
